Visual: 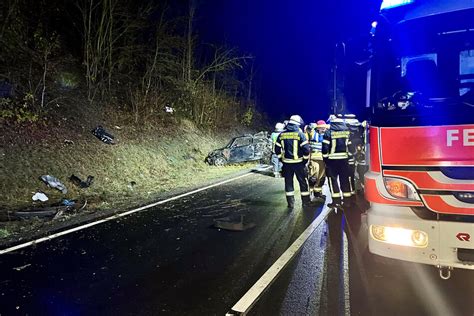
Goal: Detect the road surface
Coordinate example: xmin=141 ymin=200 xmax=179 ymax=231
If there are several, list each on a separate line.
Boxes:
xmin=1 ymin=168 xmax=473 ymax=315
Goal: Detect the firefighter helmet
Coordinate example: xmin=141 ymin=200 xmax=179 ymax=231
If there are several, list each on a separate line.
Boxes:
xmin=316 ymin=120 xmax=326 ymax=127
xmin=274 ymin=122 xmax=285 ymax=132
xmin=289 ymin=115 xmax=304 ymax=126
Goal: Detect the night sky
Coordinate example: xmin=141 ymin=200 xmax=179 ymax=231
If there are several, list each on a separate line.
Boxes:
xmin=198 ymin=0 xmax=380 ymax=123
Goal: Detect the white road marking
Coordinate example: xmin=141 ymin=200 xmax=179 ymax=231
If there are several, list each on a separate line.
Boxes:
xmin=342 ymin=230 xmax=350 ymax=316
xmin=0 ymin=170 xmax=267 ymax=255
xmin=227 ymin=204 xmax=333 ymax=315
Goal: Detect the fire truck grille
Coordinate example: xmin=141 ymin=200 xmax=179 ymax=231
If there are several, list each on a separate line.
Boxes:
xmin=458 ymin=248 xmax=474 ymax=263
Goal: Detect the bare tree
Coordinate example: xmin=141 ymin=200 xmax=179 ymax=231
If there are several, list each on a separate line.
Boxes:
xmin=184 ymin=0 xmax=196 ymax=84
xmin=77 ymin=0 xmax=147 ymax=102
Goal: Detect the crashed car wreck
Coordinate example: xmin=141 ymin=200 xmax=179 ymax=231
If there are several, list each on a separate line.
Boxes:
xmin=206 ymin=132 xmax=272 ymax=166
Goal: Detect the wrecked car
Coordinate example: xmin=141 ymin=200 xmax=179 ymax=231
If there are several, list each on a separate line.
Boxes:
xmin=206 ymin=132 xmax=272 ymax=166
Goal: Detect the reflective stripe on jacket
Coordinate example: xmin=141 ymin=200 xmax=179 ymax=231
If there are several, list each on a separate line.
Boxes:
xmin=309 ymin=130 xmax=323 ymax=153
xmin=274 ymin=124 xmax=310 ymax=163
xmin=322 ymin=119 xmax=354 ymax=160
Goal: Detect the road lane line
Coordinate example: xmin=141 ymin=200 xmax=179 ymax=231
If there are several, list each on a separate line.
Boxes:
xmin=227 ymin=204 xmax=333 ymax=315
xmin=342 ymin=229 xmax=350 ymax=316
xmin=0 ymin=168 xmax=269 ymax=255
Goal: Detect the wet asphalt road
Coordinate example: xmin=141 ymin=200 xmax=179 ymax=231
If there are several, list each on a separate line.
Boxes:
xmin=1 ymin=169 xmax=473 ymax=315
xmin=345 ymin=203 xmax=474 ymax=316
xmin=0 ymin=170 xmax=326 ymax=315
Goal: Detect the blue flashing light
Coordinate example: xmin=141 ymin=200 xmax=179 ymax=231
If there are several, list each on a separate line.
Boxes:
xmin=380 ymin=0 xmax=414 ymax=10
xmin=371 ymin=21 xmax=378 ymax=28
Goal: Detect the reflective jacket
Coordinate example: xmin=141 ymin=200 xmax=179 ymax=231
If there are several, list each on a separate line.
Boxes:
xmin=309 ymin=129 xmax=324 ymax=159
xmin=344 ymin=117 xmax=363 ymax=165
xmin=275 ymin=123 xmax=310 ymax=164
xmin=322 ymin=119 xmax=354 ymax=160
xmin=271 ymin=132 xmax=281 ymax=154
xmin=309 ymin=130 xmax=323 ymax=152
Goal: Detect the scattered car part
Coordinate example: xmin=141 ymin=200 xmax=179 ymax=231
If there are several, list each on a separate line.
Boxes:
xmin=69 ymin=174 xmax=94 ymax=188
xmin=2 ymin=200 xmax=87 ymax=221
xmin=214 ymin=215 xmax=256 ymax=232
xmin=40 ymin=175 xmax=67 ymax=194
xmin=92 ymin=126 xmax=116 ymax=144
xmin=32 ymin=192 xmax=48 ymax=202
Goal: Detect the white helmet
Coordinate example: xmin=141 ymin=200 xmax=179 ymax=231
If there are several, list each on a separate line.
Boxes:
xmin=288 ymin=115 xmax=304 ymax=126
xmin=274 ymin=122 xmax=285 ymax=132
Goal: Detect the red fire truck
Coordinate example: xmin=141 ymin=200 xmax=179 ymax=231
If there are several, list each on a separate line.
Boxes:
xmin=363 ymin=0 xmax=474 ymax=279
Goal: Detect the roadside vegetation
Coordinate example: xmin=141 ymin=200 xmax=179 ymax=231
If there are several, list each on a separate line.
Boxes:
xmin=0 ymin=0 xmax=268 ymax=239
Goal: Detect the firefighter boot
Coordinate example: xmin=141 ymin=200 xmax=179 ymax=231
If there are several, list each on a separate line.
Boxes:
xmin=286 ymin=196 xmax=295 ymax=209
xmin=328 ymin=197 xmax=343 ymax=209
xmin=343 ymin=196 xmax=356 ymax=208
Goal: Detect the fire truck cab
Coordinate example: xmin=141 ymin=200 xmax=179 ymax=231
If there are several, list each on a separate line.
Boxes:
xmin=364 ymin=0 xmax=474 ymax=279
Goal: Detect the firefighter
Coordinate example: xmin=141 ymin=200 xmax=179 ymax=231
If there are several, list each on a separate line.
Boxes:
xmin=354 ymin=120 xmax=368 ymax=192
xmin=340 ymin=114 xmax=364 ymax=195
xmin=322 ymin=115 xmax=355 ymax=208
xmin=274 ymin=115 xmax=315 ymax=209
xmin=271 ymin=122 xmax=285 ymax=178
xmin=308 ymin=120 xmax=328 ymax=202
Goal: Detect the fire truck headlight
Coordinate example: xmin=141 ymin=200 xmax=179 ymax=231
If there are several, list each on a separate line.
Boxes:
xmin=383 ymin=177 xmax=420 ymax=200
xmin=370 ymin=225 xmax=428 ymax=248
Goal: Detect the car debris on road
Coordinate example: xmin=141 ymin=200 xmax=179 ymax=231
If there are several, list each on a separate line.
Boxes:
xmin=213 ymin=215 xmax=256 ymax=232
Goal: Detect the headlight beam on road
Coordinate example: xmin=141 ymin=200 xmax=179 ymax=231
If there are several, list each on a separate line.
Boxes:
xmin=226 ymin=204 xmax=333 ymax=315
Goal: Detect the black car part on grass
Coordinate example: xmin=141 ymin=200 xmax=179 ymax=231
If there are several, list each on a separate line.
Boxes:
xmin=92 ymin=126 xmax=116 ymax=144
xmin=1 ymin=200 xmax=87 ymax=221
xmin=69 ymin=175 xmax=94 ymax=188
xmin=206 ymin=132 xmax=271 ymax=166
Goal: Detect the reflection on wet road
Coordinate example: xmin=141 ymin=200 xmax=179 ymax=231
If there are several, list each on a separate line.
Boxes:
xmin=0 ymin=170 xmax=473 ymax=315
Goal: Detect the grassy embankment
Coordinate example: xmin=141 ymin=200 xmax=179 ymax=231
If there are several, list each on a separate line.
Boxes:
xmin=0 ymin=118 xmax=254 ymax=238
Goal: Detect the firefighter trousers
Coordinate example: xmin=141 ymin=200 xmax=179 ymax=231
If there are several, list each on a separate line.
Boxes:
xmin=308 ymin=156 xmax=326 ymax=196
xmin=325 ymin=159 xmax=352 ymax=204
xmin=348 ymin=163 xmax=356 ymax=195
xmin=282 ymin=162 xmax=310 ymax=200
xmin=271 ymin=153 xmax=283 ymax=176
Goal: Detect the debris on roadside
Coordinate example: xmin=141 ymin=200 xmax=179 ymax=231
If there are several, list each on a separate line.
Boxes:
xmin=213 ymin=215 xmax=255 ymax=232
xmin=64 ymin=139 xmax=75 ymax=145
xmin=40 ymin=175 xmax=68 ymax=194
xmin=9 ymin=208 xmax=62 ymax=220
xmin=69 ymin=174 xmax=94 ymax=188
xmin=128 ymin=181 xmax=137 ymax=190
xmin=165 ymin=106 xmax=174 ymax=113
xmin=32 ymin=192 xmax=48 ymax=202
xmin=53 ymin=209 xmax=64 ymax=220
xmin=91 ymin=126 xmax=116 ymax=145
xmin=2 ymin=200 xmax=87 ymax=222
xmin=61 ymin=199 xmax=75 ymax=207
